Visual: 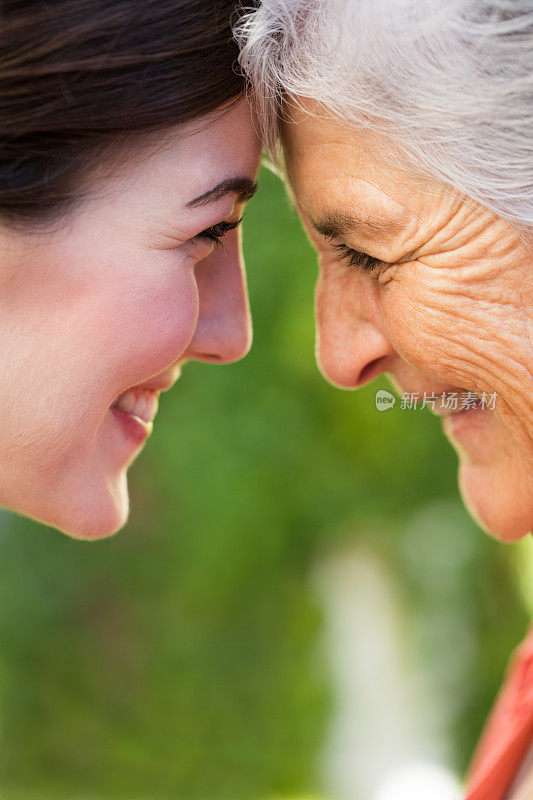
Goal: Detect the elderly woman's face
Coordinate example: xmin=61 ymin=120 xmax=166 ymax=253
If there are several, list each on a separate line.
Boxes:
xmin=282 ymin=99 xmax=533 ymax=541
xmin=0 ymin=100 xmax=260 ymax=539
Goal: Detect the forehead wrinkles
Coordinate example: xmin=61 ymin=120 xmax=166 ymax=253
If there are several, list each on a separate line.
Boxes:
xmin=332 ymin=172 xmax=409 ymax=226
xmin=282 ymin=111 xmax=426 ymax=254
xmin=294 ymin=166 xmax=413 ymax=251
xmin=285 ymin=126 xmax=409 ymax=212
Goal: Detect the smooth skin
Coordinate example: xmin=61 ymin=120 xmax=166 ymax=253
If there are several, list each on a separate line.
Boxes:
xmin=282 ymin=98 xmax=533 ymax=541
xmin=0 ymin=100 xmax=261 ymax=539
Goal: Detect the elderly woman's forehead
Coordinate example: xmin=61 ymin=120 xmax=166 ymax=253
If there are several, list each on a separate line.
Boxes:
xmin=282 ymin=132 xmax=411 ymax=225
xmin=294 ymin=168 xmax=410 ymax=228
xmin=282 ymin=101 xmax=403 ymax=181
xmin=281 ymin=98 xmax=357 ymax=154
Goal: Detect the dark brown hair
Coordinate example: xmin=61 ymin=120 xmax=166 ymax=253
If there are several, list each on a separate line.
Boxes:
xmin=0 ymin=0 xmax=247 ymax=225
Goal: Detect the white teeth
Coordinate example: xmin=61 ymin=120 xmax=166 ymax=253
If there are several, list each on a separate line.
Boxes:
xmin=131 ymin=393 xmax=148 ymax=421
xmin=113 ymin=390 xmax=159 ymax=423
xmin=116 ymin=390 xmax=136 ymax=414
xmin=143 ymin=392 xmax=159 ymax=422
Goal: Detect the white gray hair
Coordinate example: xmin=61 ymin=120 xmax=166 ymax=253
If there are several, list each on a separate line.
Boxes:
xmin=235 ymin=0 xmax=533 ymax=231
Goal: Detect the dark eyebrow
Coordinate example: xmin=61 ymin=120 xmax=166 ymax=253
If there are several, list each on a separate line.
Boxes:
xmin=311 ymin=210 xmax=403 ymax=240
xmin=186 ymin=177 xmax=258 ymax=208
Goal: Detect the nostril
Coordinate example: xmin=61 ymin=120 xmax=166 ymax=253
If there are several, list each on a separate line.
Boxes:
xmin=187 ymin=353 xmax=223 ymax=363
xmin=357 ymin=356 xmax=389 ymax=387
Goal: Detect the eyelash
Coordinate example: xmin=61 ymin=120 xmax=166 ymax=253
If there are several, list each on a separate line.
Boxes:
xmin=332 ymin=242 xmax=383 ymax=273
xmin=196 ymin=214 xmax=244 ymax=245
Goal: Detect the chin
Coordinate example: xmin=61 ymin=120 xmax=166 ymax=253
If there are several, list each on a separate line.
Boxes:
xmin=58 ymin=505 xmax=129 ymax=541
xmin=458 ymin=460 xmax=533 ymax=542
xmin=21 ymin=469 xmax=131 ymax=541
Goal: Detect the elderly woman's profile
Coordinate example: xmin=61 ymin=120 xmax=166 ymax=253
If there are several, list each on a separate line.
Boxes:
xmin=235 ymin=0 xmax=532 ymax=798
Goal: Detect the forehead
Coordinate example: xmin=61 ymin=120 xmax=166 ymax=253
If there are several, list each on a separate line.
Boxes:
xmin=91 ymin=100 xmax=261 ymax=212
xmin=172 ymin=99 xmax=260 ymax=168
xmin=144 ymin=101 xmax=260 ymax=190
xmin=280 ymin=97 xmax=416 ymax=224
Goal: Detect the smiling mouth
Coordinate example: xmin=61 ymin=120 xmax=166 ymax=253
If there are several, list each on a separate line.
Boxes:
xmin=111 ymin=388 xmax=160 ymax=425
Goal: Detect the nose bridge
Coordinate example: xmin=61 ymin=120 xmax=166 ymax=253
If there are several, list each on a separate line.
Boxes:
xmin=315 ymin=268 xmax=393 ymax=388
xmin=188 ymin=231 xmax=252 ymax=363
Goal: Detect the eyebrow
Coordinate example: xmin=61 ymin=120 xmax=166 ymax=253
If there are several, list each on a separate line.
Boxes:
xmin=186 ymin=177 xmax=258 ymax=208
xmin=311 ymin=210 xmax=404 ymax=240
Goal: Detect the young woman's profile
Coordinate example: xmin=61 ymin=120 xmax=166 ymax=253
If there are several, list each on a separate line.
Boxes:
xmin=0 ymin=0 xmax=261 ymax=539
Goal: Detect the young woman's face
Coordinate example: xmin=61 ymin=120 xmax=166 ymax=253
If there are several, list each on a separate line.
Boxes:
xmin=0 ymin=100 xmax=261 ymax=539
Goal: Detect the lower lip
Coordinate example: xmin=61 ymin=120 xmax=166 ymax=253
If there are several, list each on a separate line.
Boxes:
xmin=110 ymin=405 xmax=152 ymax=447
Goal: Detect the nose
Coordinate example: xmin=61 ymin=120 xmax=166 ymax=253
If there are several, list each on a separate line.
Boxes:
xmin=184 ymin=230 xmax=252 ymax=364
xmin=315 ymin=269 xmax=395 ymax=388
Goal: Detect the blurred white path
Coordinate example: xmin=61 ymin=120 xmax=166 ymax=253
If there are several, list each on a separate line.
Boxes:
xmin=313 ymin=539 xmax=464 ymax=800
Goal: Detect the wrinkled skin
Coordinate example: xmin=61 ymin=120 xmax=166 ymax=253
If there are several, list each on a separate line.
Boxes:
xmin=282 ymin=98 xmax=533 ymax=541
xmin=0 ymin=100 xmax=261 ymax=539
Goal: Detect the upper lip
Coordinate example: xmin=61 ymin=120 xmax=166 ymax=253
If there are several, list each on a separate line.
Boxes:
xmin=133 ymin=378 xmax=177 ymax=393
xmin=431 ymin=407 xmax=470 ymax=418
xmin=122 ymin=365 xmax=183 ymax=396
xmin=429 ymin=397 xmax=483 ymax=418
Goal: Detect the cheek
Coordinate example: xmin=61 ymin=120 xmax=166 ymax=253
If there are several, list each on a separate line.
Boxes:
xmin=380 ymin=270 xmax=533 ymax=501
xmin=89 ymin=260 xmax=200 ymax=394
xmin=68 ymin=247 xmax=201 ymax=393
xmin=0 ymin=250 xmax=199 ymax=471
xmin=381 ymin=272 xmax=497 ymax=393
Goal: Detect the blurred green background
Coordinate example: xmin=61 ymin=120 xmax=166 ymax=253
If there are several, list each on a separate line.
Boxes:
xmin=0 ymin=167 xmax=530 ymax=800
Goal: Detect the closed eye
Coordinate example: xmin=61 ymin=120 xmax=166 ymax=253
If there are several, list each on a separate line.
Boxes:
xmin=196 ymin=214 xmax=244 ymax=246
xmin=332 ymin=242 xmax=383 ymax=273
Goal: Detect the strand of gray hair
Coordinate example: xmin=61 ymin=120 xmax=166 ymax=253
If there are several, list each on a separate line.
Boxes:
xmin=235 ymin=0 xmax=533 ymax=232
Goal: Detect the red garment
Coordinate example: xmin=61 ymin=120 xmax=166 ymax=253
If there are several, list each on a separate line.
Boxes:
xmin=465 ymin=624 xmax=533 ymax=800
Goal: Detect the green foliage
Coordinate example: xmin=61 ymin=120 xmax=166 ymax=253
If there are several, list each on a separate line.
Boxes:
xmin=0 ymin=168 xmax=528 ymax=799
